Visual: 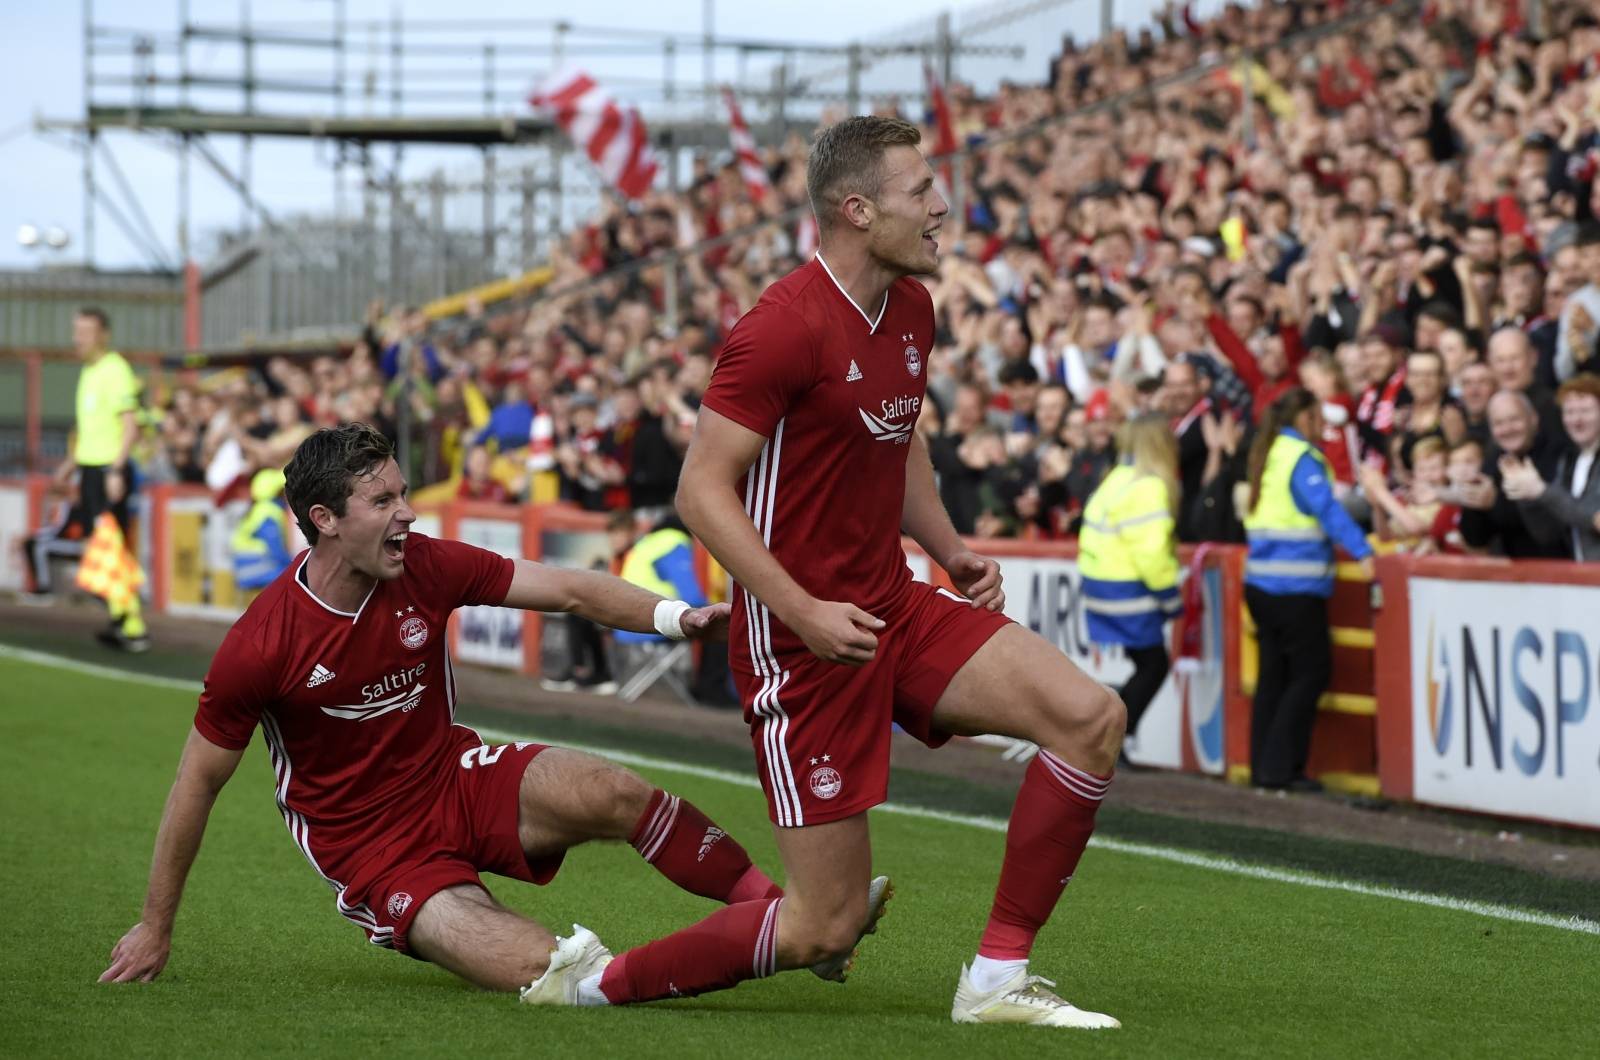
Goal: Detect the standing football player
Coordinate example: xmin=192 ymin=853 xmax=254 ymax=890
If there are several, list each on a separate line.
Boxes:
xmin=660 ymin=116 xmax=1126 ymax=1027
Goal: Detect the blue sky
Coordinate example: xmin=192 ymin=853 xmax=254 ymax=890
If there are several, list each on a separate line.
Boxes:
xmin=0 ymin=0 xmax=1163 ymax=272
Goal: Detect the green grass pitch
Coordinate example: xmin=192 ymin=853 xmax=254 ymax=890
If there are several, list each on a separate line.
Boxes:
xmin=1 ymin=650 xmax=1595 ymax=1058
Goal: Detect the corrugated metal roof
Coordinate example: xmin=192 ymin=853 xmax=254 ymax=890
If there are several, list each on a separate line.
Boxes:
xmin=0 ymin=268 xmax=182 ymax=351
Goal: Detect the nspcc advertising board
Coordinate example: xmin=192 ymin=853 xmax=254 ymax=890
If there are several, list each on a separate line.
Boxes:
xmin=1409 ymin=578 xmax=1600 ymax=828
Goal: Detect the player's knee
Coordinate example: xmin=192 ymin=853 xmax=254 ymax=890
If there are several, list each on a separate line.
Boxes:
xmin=816 ymin=917 xmax=865 ymax=964
xmin=1038 ymin=680 xmax=1124 ymax=759
xmin=782 ymin=897 xmax=866 ymax=966
xmin=597 ymin=768 xmax=656 ymax=835
xmin=1094 ymin=685 xmax=1128 ymax=752
xmin=790 ymin=919 xmax=861 ymax=967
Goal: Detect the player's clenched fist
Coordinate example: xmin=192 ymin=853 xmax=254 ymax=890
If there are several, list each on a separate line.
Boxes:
xmin=100 ymin=922 xmax=170 ymax=984
xmin=791 ymin=600 xmax=885 ymax=666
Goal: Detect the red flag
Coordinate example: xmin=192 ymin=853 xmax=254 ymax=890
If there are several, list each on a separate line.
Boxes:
xmin=721 ymin=87 xmax=770 ymax=204
xmin=530 ymin=71 xmax=659 ymax=200
xmin=923 ymin=63 xmax=958 ymax=194
xmin=796 ymin=214 xmax=819 ymax=259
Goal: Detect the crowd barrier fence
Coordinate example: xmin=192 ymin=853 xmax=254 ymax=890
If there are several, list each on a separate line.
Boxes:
xmin=2 ymin=476 xmax=1592 ymax=830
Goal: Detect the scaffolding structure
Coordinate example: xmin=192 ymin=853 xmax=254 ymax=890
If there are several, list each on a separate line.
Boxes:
xmin=36 ymin=1 xmax=1058 ymax=349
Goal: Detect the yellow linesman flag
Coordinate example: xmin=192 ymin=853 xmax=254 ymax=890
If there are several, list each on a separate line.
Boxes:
xmin=75 ymin=512 xmax=146 ymax=615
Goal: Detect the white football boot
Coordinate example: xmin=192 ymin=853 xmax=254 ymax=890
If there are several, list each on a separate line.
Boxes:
xmin=810 ymin=874 xmax=894 ymax=982
xmin=951 ymin=963 xmax=1121 ymax=1028
xmin=518 ymin=924 xmax=614 ymax=1007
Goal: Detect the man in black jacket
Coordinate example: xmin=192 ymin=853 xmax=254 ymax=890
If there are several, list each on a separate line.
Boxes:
xmin=1454 ymin=390 xmax=1568 ymax=558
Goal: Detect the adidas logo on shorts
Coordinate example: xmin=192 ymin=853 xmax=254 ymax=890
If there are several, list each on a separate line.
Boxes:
xmin=306 ymin=663 xmax=336 ymax=688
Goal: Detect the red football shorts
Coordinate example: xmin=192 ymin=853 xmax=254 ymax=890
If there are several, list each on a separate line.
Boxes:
xmin=734 ymin=580 xmax=1012 ymax=827
xmin=321 ymin=732 xmax=563 ymax=955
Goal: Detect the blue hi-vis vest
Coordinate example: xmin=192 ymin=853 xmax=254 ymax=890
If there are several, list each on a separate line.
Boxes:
xmin=231 ymin=500 xmax=290 ymax=590
xmin=615 ymin=527 xmax=699 ymax=644
xmin=1078 ymin=463 xmax=1180 ymax=649
xmin=1243 ymin=433 xmax=1335 ymax=597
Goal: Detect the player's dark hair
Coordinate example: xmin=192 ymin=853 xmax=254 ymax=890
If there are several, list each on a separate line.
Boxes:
xmin=76 ymin=306 xmax=110 ymax=331
xmin=284 ymin=422 xmax=395 ymax=545
xmin=806 ymin=115 xmax=922 ymax=232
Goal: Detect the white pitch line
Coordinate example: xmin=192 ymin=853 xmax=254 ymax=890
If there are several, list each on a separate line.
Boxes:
xmin=6 ymin=642 xmax=1598 ymax=938
xmin=0 ymin=643 xmax=204 ymax=693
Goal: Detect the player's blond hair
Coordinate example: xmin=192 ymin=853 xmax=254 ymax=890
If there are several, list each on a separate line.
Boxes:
xmin=806 ymin=116 xmax=922 ymax=232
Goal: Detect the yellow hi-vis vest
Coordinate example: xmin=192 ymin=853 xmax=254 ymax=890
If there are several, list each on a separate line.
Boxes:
xmin=1243 ymin=433 xmax=1334 ymax=594
xmin=619 ymin=528 xmax=692 ymax=599
xmin=1079 ymin=464 xmax=1179 ymax=648
xmin=230 ymin=469 xmax=290 ymax=589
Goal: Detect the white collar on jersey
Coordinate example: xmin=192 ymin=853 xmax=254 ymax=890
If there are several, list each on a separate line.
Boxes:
xmin=815 ymin=253 xmax=887 ymax=334
xmin=293 ymin=552 xmax=377 ymax=623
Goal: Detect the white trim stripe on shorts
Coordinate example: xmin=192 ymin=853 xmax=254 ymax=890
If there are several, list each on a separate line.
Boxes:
xmin=260 ymin=710 xmax=394 ymax=947
xmin=742 ymin=419 xmax=805 ymax=827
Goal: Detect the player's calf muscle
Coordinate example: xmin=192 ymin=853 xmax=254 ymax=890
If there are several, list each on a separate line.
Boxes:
xmin=409 ymin=887 xmax=553 ymax=991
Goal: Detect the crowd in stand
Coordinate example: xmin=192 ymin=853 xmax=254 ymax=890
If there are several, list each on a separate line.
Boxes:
xmin=135 ymin=0 xmax=1600 ymax=561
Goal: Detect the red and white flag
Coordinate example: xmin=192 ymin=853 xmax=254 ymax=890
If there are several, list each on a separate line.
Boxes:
xmin=721 ymin=87 xmax=770 ymax=203
xmin=796 ymin=214 xmax=819 ymax=259
xmin=923 ymin=62 xmax=958 ymax=191
xmin=530 ymin=71 xmax=658 ymax=200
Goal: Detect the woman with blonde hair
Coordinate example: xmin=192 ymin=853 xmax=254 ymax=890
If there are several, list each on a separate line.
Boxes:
xmin=1078 ymin=413 xmax=1181 ymax=763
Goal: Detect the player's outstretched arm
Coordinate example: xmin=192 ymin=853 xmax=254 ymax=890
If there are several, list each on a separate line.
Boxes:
xmin=902 ymin=433 xmax=1004 ymax=612
xmin=502 ymin=560 xmax=730 ymax=640
xmin=101 ymin=727 xmax=244 ymax=984
xmin=677 ymin=408 xmax=884 ymax=665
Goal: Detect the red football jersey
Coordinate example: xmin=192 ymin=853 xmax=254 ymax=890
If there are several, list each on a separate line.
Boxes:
xmin=194 ymin=534 xmax=514 ymax=858
xmin=700 ymin=255 xmax=934 ymax=673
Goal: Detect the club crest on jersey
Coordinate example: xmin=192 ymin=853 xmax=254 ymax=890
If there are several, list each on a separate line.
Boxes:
xmin=808 ymin=765 xmax=843 ymax=800
xmin=903 ymin=337 xmax=921 ymax=377
xmin=399 ymin=614 xmax=429 ymax=650
xmin=388 ymin=891 xmax=413 ymax=919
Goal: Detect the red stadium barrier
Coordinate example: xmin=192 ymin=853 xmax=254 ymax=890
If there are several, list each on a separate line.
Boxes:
xmin=423 ymin=498 xmax=611 ymax=678
xmin=23 ymin=479 xmax=1600 ymax=829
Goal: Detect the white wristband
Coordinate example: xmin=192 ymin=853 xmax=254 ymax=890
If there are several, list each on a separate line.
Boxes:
xmin=653 ymin=599 xmax=691 ymax=640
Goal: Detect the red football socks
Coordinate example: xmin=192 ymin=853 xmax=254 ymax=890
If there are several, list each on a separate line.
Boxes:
xmin=978 ymin=750 xmax=1111 ymax=960
xmin=599 ymin=898 xmax=782 ymax=1003
xmin=629 ymin=789 xmax=782 ymax=904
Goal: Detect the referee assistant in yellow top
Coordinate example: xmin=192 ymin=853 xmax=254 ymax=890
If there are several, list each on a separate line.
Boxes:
xmin=1078 ymin=414 xmax=1181 ymax=766
xmin=57 ymin=306 xmax=148 ymax=650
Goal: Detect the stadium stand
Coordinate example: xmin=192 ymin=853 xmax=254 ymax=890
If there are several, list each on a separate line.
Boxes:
xmin=123 ymin=0 xmax=1600 ymax=566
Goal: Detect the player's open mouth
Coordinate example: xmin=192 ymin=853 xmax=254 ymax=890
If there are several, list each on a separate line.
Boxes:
xmin=383 ymin=531 xmax=407 ymax=560
xmin=923 ymin=226 xmax=940 ymax=252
